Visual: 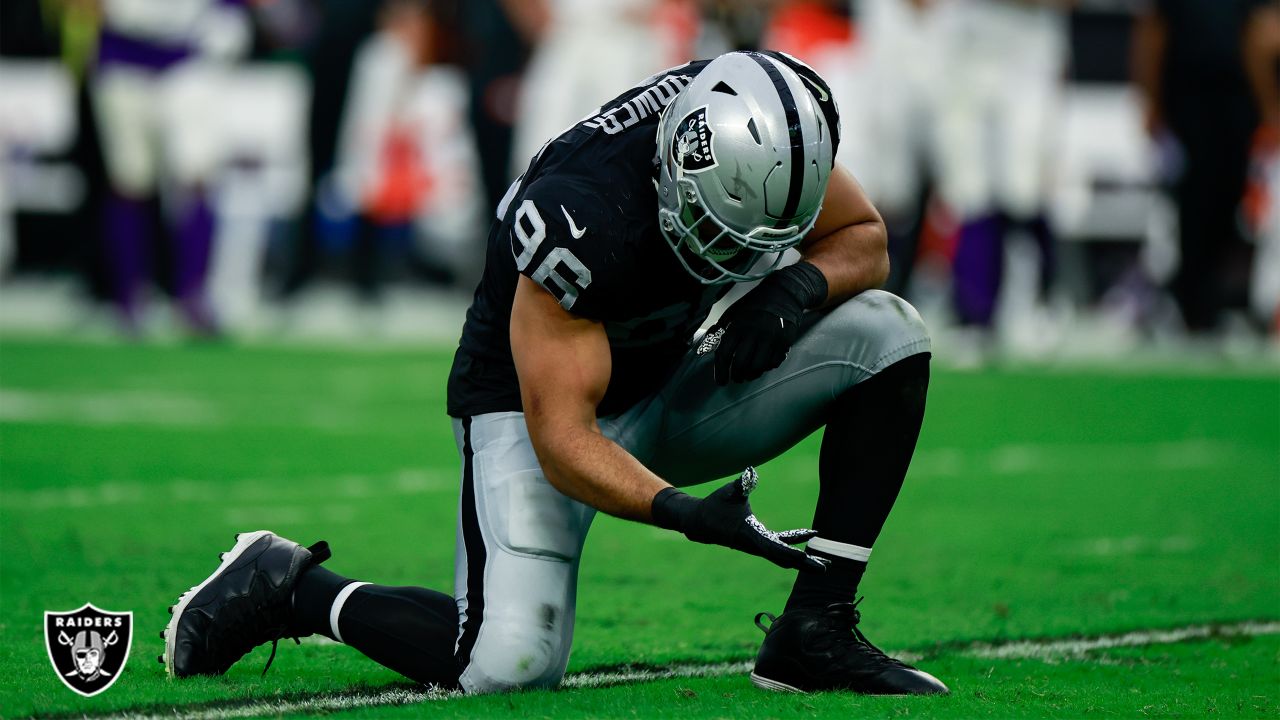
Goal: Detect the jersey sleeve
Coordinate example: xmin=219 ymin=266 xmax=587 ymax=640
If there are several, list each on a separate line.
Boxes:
xmin=762 ymin=50 xmax=842 ymax=163
xmin=507 ymin=181 xmax=628 ymax=320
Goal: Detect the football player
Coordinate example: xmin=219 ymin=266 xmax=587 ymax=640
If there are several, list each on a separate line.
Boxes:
xmin=932 ymin=0 xmax=1067 ymax=344
xmin=163 ymin=50 xmax=947 ymax=696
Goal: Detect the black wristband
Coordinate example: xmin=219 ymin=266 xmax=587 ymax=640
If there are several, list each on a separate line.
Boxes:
xmin=651 ymin=487 xmax=699 ymax=532
xmin=762 ymin=261 xmax=829 ymax=311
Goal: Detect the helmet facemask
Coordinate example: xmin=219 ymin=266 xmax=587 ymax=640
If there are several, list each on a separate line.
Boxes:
xmin=658 ymin=173 xmax=820 ymax=285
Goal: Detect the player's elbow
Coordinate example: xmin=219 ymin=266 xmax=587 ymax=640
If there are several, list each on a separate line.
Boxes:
xmin=867 ymin=222 xmax=890 ymax=289
xmin=872 ymin=250 xmax=890 ymax=290
xmin=524 ymin=415 xmax=593 ymax=495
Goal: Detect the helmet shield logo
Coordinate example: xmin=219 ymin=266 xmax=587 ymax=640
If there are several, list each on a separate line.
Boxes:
xmin=672 ymin=106 xmax=717 ymax=173
xmin=45 ymin=604 xmax=132 ymax=697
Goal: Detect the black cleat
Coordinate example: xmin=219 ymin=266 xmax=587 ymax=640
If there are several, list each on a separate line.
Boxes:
xmin=751 ymin=599 xmax=949 ymax=695
xmin=163 ymin=530 xmax=331 ymax=678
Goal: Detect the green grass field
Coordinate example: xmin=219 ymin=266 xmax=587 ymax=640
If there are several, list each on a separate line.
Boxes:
xmin=2 ymin=338 xmax=1277 ymax=718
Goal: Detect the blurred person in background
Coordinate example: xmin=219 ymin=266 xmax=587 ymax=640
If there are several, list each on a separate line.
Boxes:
xmin=322 ymin=0 xmax=483 ymax=299
xmin=1245 ymin=3 xmax=1280 ymax=333
xmin=90 ymin=0 xmax=251 ymax=333
xmin=846 ymin=0 xmax=945 ymax=298
xmin=457 ymin=0 xmax=532 ymax=218
xmin=762 ymin=0 xmax=854 ymax=62
xmin=279 ymin=0 xmax=379 ymax=297
xmin=506 ymin=0 xmax=670 ymax=178
xmin=932 ymin=0 xmax=1068 ymax=359
xmin=1133 ymin=0 xmax=1280 ymax=337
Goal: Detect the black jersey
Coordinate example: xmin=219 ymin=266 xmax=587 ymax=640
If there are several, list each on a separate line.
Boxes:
xmin=447 ymin=52 xmax=839 ymax=418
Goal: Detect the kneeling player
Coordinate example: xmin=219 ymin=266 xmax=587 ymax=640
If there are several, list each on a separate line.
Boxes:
xmin=162 ymin=51 xmax=947 ymax=696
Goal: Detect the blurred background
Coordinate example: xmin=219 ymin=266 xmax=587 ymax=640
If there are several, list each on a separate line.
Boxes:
xmin=0 ymin=0 xmax=1277 ymax=365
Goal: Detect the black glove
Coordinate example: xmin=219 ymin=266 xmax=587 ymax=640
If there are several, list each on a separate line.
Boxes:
xmin=707 ymin=261 xmax=828 ymax=385
xmin=651 ymin=467 xmax=827 ymax=573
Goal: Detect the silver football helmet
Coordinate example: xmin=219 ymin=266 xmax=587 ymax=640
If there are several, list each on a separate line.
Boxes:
xmin=656 ymin=52 xmax=835 ymax=284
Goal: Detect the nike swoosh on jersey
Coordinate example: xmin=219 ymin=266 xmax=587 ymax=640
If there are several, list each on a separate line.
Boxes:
xmin=561 ymin=206 xmax=587 ymax=239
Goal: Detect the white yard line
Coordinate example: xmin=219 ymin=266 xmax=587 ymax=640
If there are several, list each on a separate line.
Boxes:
xmin=0 ymin=389 xmax=223 ymax=427
xmin=5 ymin=439 xmax=1250 ymax=512
xmin=105 ymin=687 xmax=460 ymax=720
xmin=65 ymin=619 xmax=1279 ymax=720
xmin=964 ymin=620 xmax=1280 ymax=660
xmin=906 ymin=438 xmax=1248 ymax=480
xmin=5 ymin=469 xmax=454 ymax=510
xmin=558 ymin=660 xmax=755 ymax=689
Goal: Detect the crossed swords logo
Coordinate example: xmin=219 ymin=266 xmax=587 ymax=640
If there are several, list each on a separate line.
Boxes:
xmin=56 ymin=629 xmax=120 ymax=681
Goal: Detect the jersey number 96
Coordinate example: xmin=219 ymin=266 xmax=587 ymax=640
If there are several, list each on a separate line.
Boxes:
xmin=513 ymin=200 xmax=592 ymax=312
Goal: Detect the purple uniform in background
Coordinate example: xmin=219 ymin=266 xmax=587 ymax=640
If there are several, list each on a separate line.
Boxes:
xmin=93 ymin=0 xmax=248 ymax=331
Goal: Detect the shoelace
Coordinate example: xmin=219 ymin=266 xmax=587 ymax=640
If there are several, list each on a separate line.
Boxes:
xmin=261 ymin=636 xmax=300 ymax=676
xmin=203 ymin=594 xmax=281 ymax=674
xmin=212 ymin=541 xmax=333 ymax=677
xmin=824 ymin=598 xmax=910 ymax=669
xmin=755 ymin=598 xmax=909 ymax=670
xmin=260 ymin=542 xmax=331 ymax=676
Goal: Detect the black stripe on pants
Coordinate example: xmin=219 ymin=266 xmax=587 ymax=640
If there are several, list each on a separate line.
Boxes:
xmin=455 ymin=416 xmax=487 ymax=670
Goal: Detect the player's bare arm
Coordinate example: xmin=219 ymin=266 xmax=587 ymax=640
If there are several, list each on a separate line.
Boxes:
xmin=706 ymin=166 xmax=889 ymax=386
xmin=512 ymin=274 xmax=825 ymax=572
xmin=510 ymin=274 xmax=668 ymax=522
xmin=800 ymin=163 xmax=890 ymax=306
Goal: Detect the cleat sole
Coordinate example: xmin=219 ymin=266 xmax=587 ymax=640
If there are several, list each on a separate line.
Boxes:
xmin=750 ymin=672 xmax=805 ymax=694
xmin=163 ymin=530 xmax=273 ymax=678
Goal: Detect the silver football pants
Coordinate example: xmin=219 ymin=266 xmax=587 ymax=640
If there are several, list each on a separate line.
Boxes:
xmin=450 ymin=289 xmax=930 ymax=693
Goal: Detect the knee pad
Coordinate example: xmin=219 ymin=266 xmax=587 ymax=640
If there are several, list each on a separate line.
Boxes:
xmin=460 ymin=608 xmax=570 ymax=694
xmin=823 ymin=290 xmax=931 ymax=373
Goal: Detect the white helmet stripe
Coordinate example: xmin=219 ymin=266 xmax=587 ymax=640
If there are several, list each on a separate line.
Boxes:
xmin=746 ymin=52 xmax=806 ymax=223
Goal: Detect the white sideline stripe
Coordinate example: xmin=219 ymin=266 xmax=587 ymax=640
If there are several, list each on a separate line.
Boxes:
xmin=80 ymin=620 xmax=1280 ymax=720
xmin=329 ymin=582 xmax=370 ymax=643
xmin=559 ymin=660 xmax=753 ymax=689
xmin=965 ymin=620 xmax=1280 ymax=660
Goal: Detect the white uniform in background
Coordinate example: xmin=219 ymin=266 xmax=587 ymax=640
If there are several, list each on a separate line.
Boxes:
xmin=94 ymin=0 xmax=250 ymax=196
xmin=1251 ymin=152 xmax=1280 ymax=324
xmin=333 ymin=34 xmax=485 ymax=271
xmin=855 ymin=0 xmax=945 ymax=214
xmin=932 ymin=0 xmax=1067 ymax=220
xmin=510 ymin=0 xmax=665 ymax=178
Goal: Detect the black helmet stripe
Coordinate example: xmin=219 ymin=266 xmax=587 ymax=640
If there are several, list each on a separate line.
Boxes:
xmin=746 ymin=51 xmax=805 ymax=223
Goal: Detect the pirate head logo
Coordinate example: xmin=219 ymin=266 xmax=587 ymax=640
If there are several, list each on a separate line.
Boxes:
xmin=672 ymin=106 xmax=717 ymax=173
xmin=45 ymin=604 xmax=132 ymax=696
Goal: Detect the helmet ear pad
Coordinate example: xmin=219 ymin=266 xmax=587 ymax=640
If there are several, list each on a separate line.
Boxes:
xmin=656 ymin=52 xmax=834 ymax=285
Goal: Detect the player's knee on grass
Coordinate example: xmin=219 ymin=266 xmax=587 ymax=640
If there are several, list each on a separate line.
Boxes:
xmin=458 ymin=468 xmax=585 ymax=694
xmin=461 ymin=606 xmax=572 ymax=693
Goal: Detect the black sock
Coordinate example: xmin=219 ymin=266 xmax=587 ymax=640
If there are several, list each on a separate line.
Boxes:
xmin=293 ymin=566 xmax=460 ymax=688
xmin=293 ymin=565 xmax=355 ymax=640
xmin=786 ymin=353 xmax=930 ymax=612
xmin=785 ymin=545 xmax=867 ymax=612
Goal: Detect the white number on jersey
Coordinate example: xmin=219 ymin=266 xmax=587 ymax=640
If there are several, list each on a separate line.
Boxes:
xmin=512 ymin=200 xmax=593 ymax=311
